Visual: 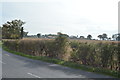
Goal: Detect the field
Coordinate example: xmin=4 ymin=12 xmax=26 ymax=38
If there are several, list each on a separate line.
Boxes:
xmin=23 ymin=37 xmax=120 ymax=43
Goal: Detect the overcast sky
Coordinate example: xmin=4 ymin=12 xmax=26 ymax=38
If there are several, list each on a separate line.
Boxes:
xmin=0 ymin=0 xmax=119 ymax=39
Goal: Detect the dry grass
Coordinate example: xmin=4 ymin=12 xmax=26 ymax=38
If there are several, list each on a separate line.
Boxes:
xmin=69 ymin=39 xmax=120 ymax=44
xmin=3 ymin=38 xmax=120 ymax=44
xmin=22 ymin=38 xmax=54 ymax=41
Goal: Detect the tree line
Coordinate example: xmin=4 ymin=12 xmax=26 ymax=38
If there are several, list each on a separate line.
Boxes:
xmin=1 ymin=19 xmax=120 ymax=41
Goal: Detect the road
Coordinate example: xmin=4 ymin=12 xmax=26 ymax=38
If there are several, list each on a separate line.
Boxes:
xmin=1 ymin=48 xmax=113 ymax=78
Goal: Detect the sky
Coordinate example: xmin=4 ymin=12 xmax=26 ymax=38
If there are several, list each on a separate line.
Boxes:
xmin=0 ymin=0 xmax=120 ymax=39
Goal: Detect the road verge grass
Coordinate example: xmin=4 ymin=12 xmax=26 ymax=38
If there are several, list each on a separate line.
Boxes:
xmin=0 ymin=41 xmax=2 ymax=47
xmin=2 ymin=45 xmax=119 ymax=78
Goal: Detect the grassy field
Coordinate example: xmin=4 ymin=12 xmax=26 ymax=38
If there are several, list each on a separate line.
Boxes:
xmin=23 ymin=37 xmax=119 ymax=43
xmin=69 ymin=38 xmax=119 ymax=43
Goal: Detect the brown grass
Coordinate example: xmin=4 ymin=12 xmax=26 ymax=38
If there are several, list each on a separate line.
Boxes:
xmin=22 ymin=38 xmax=54 ymax=41
xmin=3 ymin=38 xmax=120 ymax=44
xmin=69 ymin=39 xmax=120 ymax=44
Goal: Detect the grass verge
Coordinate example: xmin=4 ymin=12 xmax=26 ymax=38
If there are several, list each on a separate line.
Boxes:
xmin=0 ymin=41 xmax=2 ymax=47
xmin=2 ymin=45 xmax=120 ymax=78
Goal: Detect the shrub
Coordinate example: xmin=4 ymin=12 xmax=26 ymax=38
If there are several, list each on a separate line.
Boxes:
xmin=54 ymin=32 xmax=68 ymax=59
xmin=70 ymin=41 xmax=119 ymax=72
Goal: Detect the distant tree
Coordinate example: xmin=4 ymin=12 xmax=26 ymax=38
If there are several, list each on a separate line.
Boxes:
xmin=2 ymin=19 xmax=25 ymax=39
xmin=76 ymin=35 xmax=78 ymax=38
xmin=112 ymin=35 xmax=116 ymax=40
xmin=87 ymin=34 xmax=92 ymax=40
xmin=57 ymin=32 xmax=69 ymax=37
xmin=98 ymin=35 xmax=102 ymax=40
xmin=112 ymin=33 xmax=120 ymax=41
xmin=70 ymin=36 xmax=77 ymax=39
xmin=37 ymin=33 xmax=41 ymax=38
xmin=80 ymin=36 xmax=84 ymax=39
xmin=116 ymin=34 xmax=120 ymax=41
xmin=23 ymin=32 xmax=28 ymax=37
xmin=102 ymin=33 xmax=107 ymax=40
xmin=108 ymin=37 xmax=111 ymax=40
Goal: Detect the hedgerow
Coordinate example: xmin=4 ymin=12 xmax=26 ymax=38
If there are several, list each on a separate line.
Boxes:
xmin=3 ymin=38 xmax=120 ymax=73
xmin=70 ymin=41 xmax=120 ymax=72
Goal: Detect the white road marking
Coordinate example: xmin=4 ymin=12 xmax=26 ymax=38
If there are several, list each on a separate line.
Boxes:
xmin=4 ymin=54 xmax=9 ymax=56
xmin=27 ymin=73 xmax=41 ymax=78
xmin=0 ymin=60 xmax=6 ymax=64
